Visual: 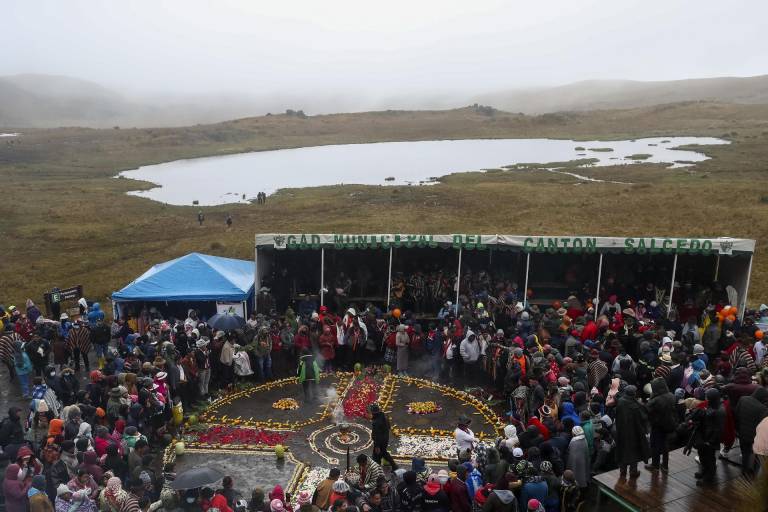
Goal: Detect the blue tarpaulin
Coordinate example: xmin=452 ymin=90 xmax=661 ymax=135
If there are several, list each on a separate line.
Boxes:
xmin=112 ymin=253 xmax=254 ymax=302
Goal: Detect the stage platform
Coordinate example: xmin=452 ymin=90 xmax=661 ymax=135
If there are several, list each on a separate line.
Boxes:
xmin=593 ymin=445 xmax=746 ymax=511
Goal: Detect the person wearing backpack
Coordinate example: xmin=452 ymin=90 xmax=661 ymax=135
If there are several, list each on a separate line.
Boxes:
xmin=644 ymin=377 xmax=677 ymax=472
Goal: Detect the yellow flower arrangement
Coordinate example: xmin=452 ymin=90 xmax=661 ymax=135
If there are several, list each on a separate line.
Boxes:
xmin=272 ymin=398 xmax=300 ymax=410
xmin=406 ymin=401 xmax=442 ymax=415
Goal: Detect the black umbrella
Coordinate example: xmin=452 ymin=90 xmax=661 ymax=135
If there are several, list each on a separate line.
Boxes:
xmin=207 ymin=313 xmax=246 ymax=331
xmin=170 ymin=465 xmax=226 ymax=490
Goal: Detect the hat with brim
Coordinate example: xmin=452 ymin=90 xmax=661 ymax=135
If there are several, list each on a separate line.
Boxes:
xmin=457 ymin=414 xmax=472 ymax=426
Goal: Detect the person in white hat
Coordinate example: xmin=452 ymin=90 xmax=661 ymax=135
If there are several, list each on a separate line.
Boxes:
xmin=194 ymin=337 xmax=212 ymax=399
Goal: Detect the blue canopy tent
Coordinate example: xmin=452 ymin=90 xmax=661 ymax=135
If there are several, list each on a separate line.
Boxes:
xmin=112 ymin=253 xmax=255 ymax=319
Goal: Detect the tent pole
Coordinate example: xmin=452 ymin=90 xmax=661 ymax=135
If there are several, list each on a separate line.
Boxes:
xmin=386 ymin=247 xmax=393 ymax=310
xmin=523 ymin=252 xmax=531 ymax=308
xmin=667 ymin=253 xmax=678 ymax=319
xmin=714 ymin=254 xmax=721 ymax=281
xmin=595 ymin=252 xmax=604 ymax=316
xmin=741 ymin=253 xmax=754 ymax=321
xmin=253 ymin=247 xmax=259 ymax=313
xmin=455 ymin=248 xmax=462 ymax=311
xmin=320 ymin=248 xmax=325 ymax=308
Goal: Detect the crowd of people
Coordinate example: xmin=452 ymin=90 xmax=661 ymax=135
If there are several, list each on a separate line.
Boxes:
xmin=1 ymin=275 xmax=767 ymax=512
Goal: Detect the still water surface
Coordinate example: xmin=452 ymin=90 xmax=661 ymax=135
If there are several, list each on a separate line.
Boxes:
xmin=119 ymin=137 xmax=727 ymax=206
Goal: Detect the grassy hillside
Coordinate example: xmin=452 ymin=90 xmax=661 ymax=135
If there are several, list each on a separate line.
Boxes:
xmin=476 ymin=75 xmax=768 ymax=114
xmin=1 ymin=101 xmax=768 ymax=309
xmin=4 ymin=73 xmax=768 ymax=128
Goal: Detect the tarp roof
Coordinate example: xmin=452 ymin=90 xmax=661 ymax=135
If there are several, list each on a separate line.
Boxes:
xmin=112 ymin=253 xmax=254 ymax=302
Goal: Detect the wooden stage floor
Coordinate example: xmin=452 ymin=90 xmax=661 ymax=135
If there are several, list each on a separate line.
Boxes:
xmin=592 ymin=445 xmax=746 ymax=511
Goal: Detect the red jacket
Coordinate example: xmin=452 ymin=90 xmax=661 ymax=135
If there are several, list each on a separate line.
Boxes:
xmin=580 ymin=321 xmax=598 ymax=342
xmin=211 ymin=494 xmax=233 ymax=512
xmin=319 ymin=328 xmax=336 ymax=360
xmin=445 ymin=477 xmax=471 ymax=512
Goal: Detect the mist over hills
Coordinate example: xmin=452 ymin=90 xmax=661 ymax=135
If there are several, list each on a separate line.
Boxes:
xmin=2 ymin=73 xmax=768 ymax=128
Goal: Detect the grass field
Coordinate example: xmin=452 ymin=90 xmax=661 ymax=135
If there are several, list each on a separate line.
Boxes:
xmin=1 ymin=101 xmax=768 ymax=309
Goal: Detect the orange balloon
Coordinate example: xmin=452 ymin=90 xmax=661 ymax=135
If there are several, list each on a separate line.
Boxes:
xmin=392 ymin=308 xmax=401 ymax=319
xmin=552 ymin=301 xmax=562 ymax=309
xmin=727 ymin=314 xmax=736 ymax=322
xmin=755 ymin=330 xmax=764 ymax=340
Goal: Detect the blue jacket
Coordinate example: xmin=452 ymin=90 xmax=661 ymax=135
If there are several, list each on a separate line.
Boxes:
xmin=87 ymin=303 xmax=105 ymax=326
xmin=520 ymin=479 xmax=548 ymax=512
xmin=14 ymin=351 xmax=32 ymax=375
xmin=464 ymin=467 xmax=484 ymax=501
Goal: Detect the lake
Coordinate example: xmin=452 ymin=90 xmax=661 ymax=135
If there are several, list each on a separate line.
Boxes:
xmin=119 ymin=136 xmax=728 ymax=206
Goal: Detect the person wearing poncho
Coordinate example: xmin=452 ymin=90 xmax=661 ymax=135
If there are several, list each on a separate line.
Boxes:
xmin=297 ymin=350 xmax=320 ymax=402
xmin=566 ymin=426 xmax=590 ymax=489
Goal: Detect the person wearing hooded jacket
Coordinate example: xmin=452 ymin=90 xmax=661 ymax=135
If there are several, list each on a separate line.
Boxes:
xmin=644 ymin=378 xmax=677 ymax=472
xmin=421 ymin=474 xmax=449 ymax=512
xmin=733 ymin=386 xmax=768 ymax=476
xmin=481 ymin=476 xmax=516 ymax=512
xmin=691 ymin=388 xmax=725 ymax=486
xmin=4 ymin=463 xmax=33 ymax=512
xmin=615 ymin=386 xmax=650 ymax=479
xmin=0 ymin=407 xmax=27 ymax=456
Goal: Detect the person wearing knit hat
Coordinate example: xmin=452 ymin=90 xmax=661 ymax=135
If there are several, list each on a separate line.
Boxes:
xmin=296 ymin=490 xmax=312 ymax=506
xmin=527 ymin=498 xmax=543 ymax=511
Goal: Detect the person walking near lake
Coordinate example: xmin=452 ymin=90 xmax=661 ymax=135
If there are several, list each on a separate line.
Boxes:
xmin=197 ymin=210 xmax=204 ymax=226
xmin=226 ymin=214 xmax=233 ymax=229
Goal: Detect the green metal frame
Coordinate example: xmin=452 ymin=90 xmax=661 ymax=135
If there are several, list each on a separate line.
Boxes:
xmin=596 ymin=482 xmax=641 ymax=512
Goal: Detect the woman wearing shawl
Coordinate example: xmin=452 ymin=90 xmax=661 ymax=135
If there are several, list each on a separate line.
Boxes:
xmin=101 ymin=476 xmax=128 ymax=512
xmin=685 ymin=359 xmax=706 ymax=393
xmin=56 ymin=485 xmax=95 ymax=512
xmin=559 ymin=402 xmax=581 ymax=427
xmin=566 ymin=426 xmax=590 ymax=489
xmin=67 ymin=469 xmax=99 ymax=500
xmin=109 ymin=420 xmax=126 ymax=456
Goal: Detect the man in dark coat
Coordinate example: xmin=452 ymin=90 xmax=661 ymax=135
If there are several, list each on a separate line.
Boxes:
xmin=733 ymin=387 xmax=768 ymax=476
xmin=0 ymin=407 xmax=26 ymax=458
xmin=693 ymin=388 xmax=725 ymax=486
xmin=615 ymin=385 xmax=650 ymax=479
xmin=369 ymin=404 xmax=397 ymax=469
xmin=645 ymin=378 xmax=678 ymax=472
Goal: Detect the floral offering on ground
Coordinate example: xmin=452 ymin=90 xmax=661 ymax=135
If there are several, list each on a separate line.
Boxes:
xmin=273 ymin=398 xmax=300 ymax=410
xmin=406 ymin=401 xmax=442 ymax=415
xmin=342 ymin=375 xmax=380 ymax=418
xmin=186 ymin=425 xmax=290 ymax=447
xmin=395 ymin=435 xmax=456 ymax=459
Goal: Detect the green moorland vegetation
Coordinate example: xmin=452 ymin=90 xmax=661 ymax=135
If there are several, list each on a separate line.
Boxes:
xmin=1 ymin=101 xmax=768 ymax=308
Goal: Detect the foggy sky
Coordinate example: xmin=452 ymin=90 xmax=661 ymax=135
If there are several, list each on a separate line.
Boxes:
xmin=3 ymin=0 xmax=766 ymax=99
